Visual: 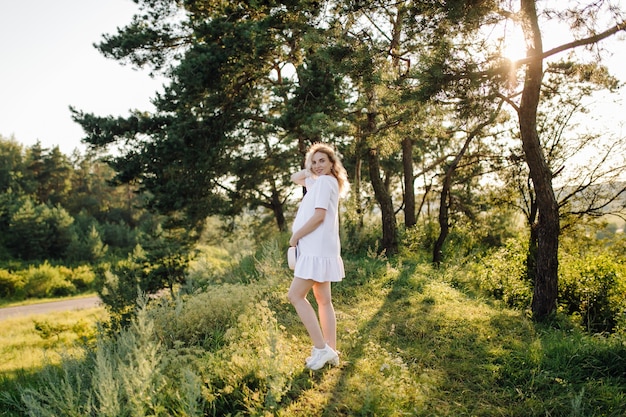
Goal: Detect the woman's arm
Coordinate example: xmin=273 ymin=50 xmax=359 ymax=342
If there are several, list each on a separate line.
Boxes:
xmin=290 ymin=208 xmax=325 ymax=247
xmin=291 ymin=169 xmax=308 ymax=186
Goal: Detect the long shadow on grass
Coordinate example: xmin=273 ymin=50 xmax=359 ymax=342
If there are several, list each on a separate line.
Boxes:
xmin=313 ymin=260 xmax=536 ymax=416
xmin=321 ymin=260 xmax=427 ymax=416
xmin=273 ymin=259 xmax=430 ymax=415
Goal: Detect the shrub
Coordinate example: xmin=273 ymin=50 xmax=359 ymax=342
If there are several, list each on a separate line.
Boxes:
xmin=148 ymin=282 xmax=263 ymax=350
xmin=457 ymin=236 xmax=532 ymax=309
xmin=22 ymin=262 xmax=76 ymax=298
xmin=0 ymin=268 xmax=25 ymax=299
xmin=67 ymin=265 xmax=96 ymax=292
xmin=185 ymin=245 xmax=235 ymax=287
xmin=202 ymin=300 xmax=301 ymax=414
xmin=96 ymin=259 xmax=143 ymax=330
xmin=18 ymin=298 xmax=205 ymax=417
xmin=402 ymin=220 xmax=439 ymax=256
xmin=559 ymin=253 xmax=626 ymax=333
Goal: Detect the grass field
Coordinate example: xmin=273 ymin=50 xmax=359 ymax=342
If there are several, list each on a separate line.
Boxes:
xmin=0 ymin=307 xmax=106 ymax=378
xmin=0 ymin=248 xmax=624 ymax=416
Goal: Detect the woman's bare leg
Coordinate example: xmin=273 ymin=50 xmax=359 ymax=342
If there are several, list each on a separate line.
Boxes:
xmin=288 ymin=277 xmax=325 ymax=348
xmin=312 ymin=282 xmax=336 ymax=350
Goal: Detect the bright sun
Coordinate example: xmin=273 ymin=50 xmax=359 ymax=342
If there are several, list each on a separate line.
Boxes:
xmin=501 ymin=25 xmax=527 ymax=62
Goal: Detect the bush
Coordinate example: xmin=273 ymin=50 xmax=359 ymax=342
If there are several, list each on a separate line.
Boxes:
xmin=559 ymin=253 xmax=626 ymax=333
xmin=17 ymin=298 xmax=204 ymax=417
xmin=66 ymin=265 xmax=96 ymax=292
xmin=0 ymin=268 xmax=25 ymax=299
xmin=149 ymin=282 xmax=263 ymax=350
xmin=455 ymin=236 xmax=532 ymax=309
xmin=22 ymin=262 xmax=76 ymax=298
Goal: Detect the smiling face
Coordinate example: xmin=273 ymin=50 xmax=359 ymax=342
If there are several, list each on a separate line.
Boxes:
xmin=311 ymin=151 xmax=333 ymax=176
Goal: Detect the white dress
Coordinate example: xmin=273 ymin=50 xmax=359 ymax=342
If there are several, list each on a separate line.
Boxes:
xmin=292 ymin=175 xmax=345 ymax=282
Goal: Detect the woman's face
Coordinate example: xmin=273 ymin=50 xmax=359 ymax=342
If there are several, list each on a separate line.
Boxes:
xmin=311 ymin=151 xmax=333 ymax=176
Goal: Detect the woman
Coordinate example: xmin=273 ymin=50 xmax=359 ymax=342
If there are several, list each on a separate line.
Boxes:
xmin=288 ymin=142 xmax=349 ymax=371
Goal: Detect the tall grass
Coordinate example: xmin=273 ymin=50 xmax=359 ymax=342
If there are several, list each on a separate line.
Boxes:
xmin=1 ymin=234 xmax=625 ymax=416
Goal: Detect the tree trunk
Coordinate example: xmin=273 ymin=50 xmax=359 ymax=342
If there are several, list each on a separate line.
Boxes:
xmin=433 ymin=181 xmax=449 ymax=265
xmin=270 ymin=187 xmax=286 ymax=232
xmin=519 ymin=0 xmax=559 ymax=319
xmin=402 ymin=137 xmax=416 ymax=228
xmin=354 ymin=142 xmax=364 ymax=231
xmin=432 ymin=131 xmax=474 ymax=265
xmin=368 ymin=146 xmax=398 ymax=255
xmin=526 ymin=185 xmax=538 ymax=283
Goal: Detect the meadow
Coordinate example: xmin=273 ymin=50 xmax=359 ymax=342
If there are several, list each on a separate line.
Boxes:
xmin=0 ymin=229 xmax=625 ymax=416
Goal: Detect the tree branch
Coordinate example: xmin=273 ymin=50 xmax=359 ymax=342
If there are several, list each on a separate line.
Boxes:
xmin=515 ymin=20 xmax=626 ymax=67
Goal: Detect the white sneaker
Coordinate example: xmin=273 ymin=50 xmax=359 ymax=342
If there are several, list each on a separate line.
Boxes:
xmin=306 ymin=344 xmax=339 ymax=370
xmin=305 ymin=346 xmax=315 ymax=365
xmin=306 ymin=346 xmax=340 ymax=366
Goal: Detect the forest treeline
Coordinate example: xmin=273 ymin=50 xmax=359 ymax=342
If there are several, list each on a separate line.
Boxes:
xmin=2 ymin=1 xmax=626 ymax=321
xmin=0 ymin=136 xmax=175 ymax=302
xmin=0 ymin=138 xmax=149 ymax=262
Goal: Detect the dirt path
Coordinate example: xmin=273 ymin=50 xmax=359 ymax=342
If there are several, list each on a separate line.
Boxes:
xmin=0 ymin=296 xmax=102 ymax=321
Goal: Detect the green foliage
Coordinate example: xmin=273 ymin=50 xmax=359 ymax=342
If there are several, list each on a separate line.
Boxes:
xmin=96 ymin=231 xmax=194 ymax=330
xmin=0 ymin=264 xmax=96 ymax=302
xmin=462 ymin=235 xmax=533 ymax=309
xmin=100 ymin=221 xmax=138 ymax=255
xmin=0 ymin=140 xmax=163 ymax=267
xmin=96 ymin=250 xmax=145 ymax=330
xmin=64 ymin=265 xmax=96 ymax=292
xmin=2 ymin=239 xmax=626 ymax=416
xmin=149 ymin=283 xmax=261 ymax=351
xmin=67 ymin=223 xmax=108 ymax=263
xmin=219 ymin=303 xmax=298 ymax=412
xmin=15 ymin=298 xmax=200 ymax=417
xmin=559 ymin=253 xmax=626 ymax=333
xmin=402 ymin=220 xmax=440 ymax=256
xmin=0 ymin=269 xmax=25 ymax=299
xmin=185 ymin=244 xmax=234 ymax=286
xmin=6 ymin=198 xmax=75 ymax=261
xmin=22 ymin=262 xmax=76 ymax=298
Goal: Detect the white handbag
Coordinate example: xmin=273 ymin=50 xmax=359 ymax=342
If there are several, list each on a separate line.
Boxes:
xmin=287 ymin=246 xmax=298 ymax=270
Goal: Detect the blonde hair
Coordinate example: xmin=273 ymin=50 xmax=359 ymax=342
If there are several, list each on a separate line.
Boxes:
xmin=304 ymin=142 xmax=350 ymax=197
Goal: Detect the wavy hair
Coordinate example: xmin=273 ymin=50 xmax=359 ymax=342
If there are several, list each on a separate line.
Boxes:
xmin=304 ymin=142 xmax=350 ymax=197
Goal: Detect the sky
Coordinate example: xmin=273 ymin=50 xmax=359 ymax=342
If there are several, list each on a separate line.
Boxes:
xmin=0 ymin=0 xmax=165 ymax=154
xmin=0 ymin=1 xmax=625 ymax=157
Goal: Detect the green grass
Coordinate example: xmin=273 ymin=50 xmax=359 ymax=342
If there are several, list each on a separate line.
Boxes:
xmin=0 ymin=307 xmax=105 ymax=376
xmin=0 ymin=247 xmax=624 ymax=416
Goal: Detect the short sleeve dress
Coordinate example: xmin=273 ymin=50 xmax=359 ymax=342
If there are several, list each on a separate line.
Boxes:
xmin=292 ymin=175 xmax=345 ymax=282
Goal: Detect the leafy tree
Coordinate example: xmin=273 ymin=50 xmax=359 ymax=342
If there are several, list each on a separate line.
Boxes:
xmin=496 ymin=59 xmax=625 ymax=281
xmin=73 ymin=0 xmax=347 ymax=233
xmin=506 ymin=1 xmax=624 ymax=318
xmin=0 ymin=135 xmax=25 ymax=194
xmin=70 ymin=0 xmax=625 ymax=321
xmin=7 ymin=198 xmax=74 ymax=260
xmin=67 ymin=222 xmax=108 ymax=263
xmin=408 ymin=0 xmax=625 ymax=318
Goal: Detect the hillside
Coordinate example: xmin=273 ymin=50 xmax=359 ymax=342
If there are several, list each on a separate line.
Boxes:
xmin=1 ymin=246 xmax=625 ymax=416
